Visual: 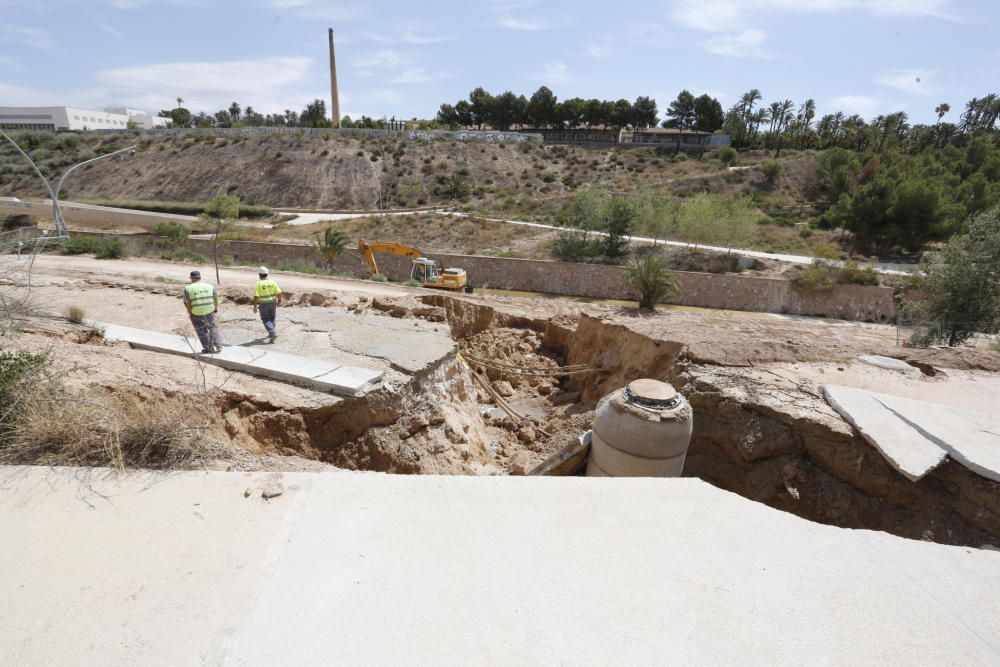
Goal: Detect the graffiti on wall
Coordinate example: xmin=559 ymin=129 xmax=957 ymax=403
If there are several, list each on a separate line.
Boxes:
xmin=145 ymin=126 xmax=541 ymax=143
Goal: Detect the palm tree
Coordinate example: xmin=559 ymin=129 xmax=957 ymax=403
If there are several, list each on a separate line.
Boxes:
xmin=766 ymin=101 xmax=781 ymax=134
xmin=982 ymin=93 xmax=1000 ymax=130
xmin=934 ymin=103 xmax=951 ymax=147
xmin=935 ymin=103 xmax=950 ymax=123
xmin=772 ymin=100 xmax=795 ymax=157
xmin=797 ymin=99 xmax=816 ymax=147
xmin=737 ymin=89 xmax=762 ymax=148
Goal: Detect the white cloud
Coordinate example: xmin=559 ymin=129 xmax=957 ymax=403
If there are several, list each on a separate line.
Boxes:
xmin=267 ymin=0 xmax=368 ymax=22
xmin=352 ymin=48 xmax=408 ymax=70
xmin=586 ymin=43 xmax=610 ymax=59
xmin=95 ymin=56 xmax=314 ymax=114
xmin=0 ymin=56 xmax=22 ymax=71
xmin=388 ymin=68 xmax=446 ymax=85
xmin=700 ymin=29 xmax=770 ymax=58
xmin=670 ymin=0 xmax=955 ymax=32
xmin=97 ymin=22 xmax=122 ymax=38
xmin=831 ymin=94 xmax=884 ymax=118
xmin=492 ymin=0 xmax=550 ymax=31
xmin=0 ymin=24 xmax=53 ymax=49
xmin=534 ymin=60 xmax=570 ymax=85
xmin=268 ymin=0 xmax=312 ymax=7
xmin=875 ymin=68 xmax=938 ymax=96
xmin=365 ymin=23 xmax=452 ymax=44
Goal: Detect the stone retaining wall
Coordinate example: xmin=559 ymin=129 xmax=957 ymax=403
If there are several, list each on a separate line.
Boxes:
xmin=175 ymin=237 xmax=895 ymax=322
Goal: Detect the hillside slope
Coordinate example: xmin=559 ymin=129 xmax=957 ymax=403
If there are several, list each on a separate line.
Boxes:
xmin=0 ymin=131 xmax=810 ymax=219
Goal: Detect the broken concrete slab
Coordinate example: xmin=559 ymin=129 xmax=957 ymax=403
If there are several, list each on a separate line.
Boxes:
xmin=823 ymin=384 xmax=1000 ymax=483
xmin=873 ymin=392 xmax=1000 ymax=484
xmin=2 ymin=466 xmax=999 ymax=665
xmin=822 ymin=385 xmax=947 ymax=481
xmin=855 ymin=355 xmax=920 ymax=375
xmin=96 ymin=321 xmax=382 ymax=397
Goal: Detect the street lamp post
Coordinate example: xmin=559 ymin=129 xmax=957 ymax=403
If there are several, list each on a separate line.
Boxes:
xmin=51 ymin=144 xmax=136 ymax=236
xmin=0 ymin=129 xmax=135 ymax=238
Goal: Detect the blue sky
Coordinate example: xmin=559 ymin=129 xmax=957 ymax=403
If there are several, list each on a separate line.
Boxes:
xmin=1 ymin=0 xmax=997 ymax=124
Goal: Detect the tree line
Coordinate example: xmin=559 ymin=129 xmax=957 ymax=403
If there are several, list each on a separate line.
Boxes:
xmin=158 ymin=98 xmax=398 ymax=130
xmin=434 ymin=86 xmax=661 ymax=131
xmin=709 ymin=90 xmax=999 ymax=154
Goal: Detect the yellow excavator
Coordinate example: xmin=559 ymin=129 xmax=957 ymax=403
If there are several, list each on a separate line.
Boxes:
xmin=358 ymin=239 xmax=471 ymax=292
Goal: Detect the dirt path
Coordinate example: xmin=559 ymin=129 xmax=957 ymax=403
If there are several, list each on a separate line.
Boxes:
xmin=21 ymin=254 xmax=410 ymax=297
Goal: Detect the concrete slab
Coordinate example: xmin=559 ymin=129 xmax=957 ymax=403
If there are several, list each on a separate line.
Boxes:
xmin=1 ymin=466 xmax=998 ymax=665
xmin=823 ymin=384 xmax=1000 ymax=483
xmin=855 ymin=354 xmax=921 ymax=375
xmin=97 ymin=321 xmax=382 ymax=397
xmin=822 ymin=385 xmax=947 ymax=481
xmin=874 ymin=392 xmax=1000 ymax=484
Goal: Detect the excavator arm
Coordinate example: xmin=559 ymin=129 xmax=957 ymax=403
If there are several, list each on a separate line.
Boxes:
xmin=358 ymin=239 xmax=423 ymax=278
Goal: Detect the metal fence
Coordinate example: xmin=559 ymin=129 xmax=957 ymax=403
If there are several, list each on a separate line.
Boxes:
xmin=0 ymin=226 xmax=65 ymax=256
xmin=894 ymin=317 xmax=999 ymax=348
xmin=74 ymin=126 xmax=543 ymax=144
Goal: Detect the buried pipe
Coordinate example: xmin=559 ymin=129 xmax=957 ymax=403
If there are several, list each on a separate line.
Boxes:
xmin=585 ymin=379 xmax=693 ymax=478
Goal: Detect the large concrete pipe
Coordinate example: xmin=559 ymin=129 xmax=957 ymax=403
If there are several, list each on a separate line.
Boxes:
xmin=585 ymin=379 xmax=693 ymax=477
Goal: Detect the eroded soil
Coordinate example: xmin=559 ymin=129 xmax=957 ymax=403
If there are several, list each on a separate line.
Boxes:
xmin=4 ymin=256 xmax=999 ymax=547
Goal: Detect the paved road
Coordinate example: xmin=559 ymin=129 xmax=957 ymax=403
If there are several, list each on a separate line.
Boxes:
xmin=3 ymin=467 xmax=998 ymax=665
xmin=278 ymin=209 xmax=426 ymax=226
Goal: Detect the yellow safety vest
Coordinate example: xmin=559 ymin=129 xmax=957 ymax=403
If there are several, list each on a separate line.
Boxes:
xmin=254 ymin=279 xmax=281 ymax=303
xmin=185 ymin=282 xmax=217 ymax=316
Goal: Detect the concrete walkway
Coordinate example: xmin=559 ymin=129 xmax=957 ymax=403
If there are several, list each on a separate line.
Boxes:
xmin=1 ymin=468 xmax=997 ymax=665
xmin=98 ymin=322 xmax=383 ymax=397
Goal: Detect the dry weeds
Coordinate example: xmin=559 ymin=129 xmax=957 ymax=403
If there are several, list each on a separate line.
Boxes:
xmin=2 ymin=381 xmax=213 ymax=469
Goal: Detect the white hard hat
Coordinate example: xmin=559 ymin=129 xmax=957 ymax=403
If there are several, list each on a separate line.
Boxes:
xmin=258 ymin=266 xmax=269 ymax=275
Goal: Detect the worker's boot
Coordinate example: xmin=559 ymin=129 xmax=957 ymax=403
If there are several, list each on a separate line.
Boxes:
xmin=269 ymin=333 xmax=278 ymax=343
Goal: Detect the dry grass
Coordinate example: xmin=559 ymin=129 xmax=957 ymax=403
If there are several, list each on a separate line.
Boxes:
xmin=246 ymin=213 xmax=558 ymax=259
xmin=2 ymin=382 xmax=212 ymax=469
xmin=66 ymin=305 xmax=85 ymax=323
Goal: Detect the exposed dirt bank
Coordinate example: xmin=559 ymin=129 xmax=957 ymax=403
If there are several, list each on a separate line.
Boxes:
xmin=5 ymin=258 xmax=998 ymax=547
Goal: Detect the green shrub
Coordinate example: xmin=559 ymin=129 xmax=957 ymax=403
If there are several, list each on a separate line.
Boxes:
xmin=402 ymin=278 xmax=421 ymax=287
xmin=153 ymin=221 xmax=190 ymax=249
xmin=371 ymin=273 xmax=389 ymax=282
xmin=316 ymin=227 xmax=349 ymax=268
xmin=552 ymin=231 xmax=601 ymax=262
xmin=61 ymin=236 xmax=99 ymax=255
xmin=761 ymin=160 xmax=783 ymax=185
xmin=717 ymin=146 xmax=737 ymax=165
xmin=791 ymin=260 xmax=836 ymax=291
xmin=94 ymin=236 xmax=126 ymax=260
xmin=274 ymin=258 xmax=321 ymax=274
xmin=626 ymin=254 xmax=680 ymax=310
xmin=160 ymin=249 xmax=206 ymax=263
xmin=82 ymin=199 xmax=273 ymax=219
xmin=838 ymin=260 xmax=880 ymax=286
xmin=435 ymin=173 xmax=470 ymax=200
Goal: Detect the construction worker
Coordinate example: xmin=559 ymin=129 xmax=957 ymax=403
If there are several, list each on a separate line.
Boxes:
xmin=252 ymin=266 xmax=283 ymax=342
xmin=183 ymin=270 xmax=222 ymax=354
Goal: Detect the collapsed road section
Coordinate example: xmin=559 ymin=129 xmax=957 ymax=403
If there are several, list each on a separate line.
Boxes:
xmin=4 ymin=256 xmax=999 ymax=548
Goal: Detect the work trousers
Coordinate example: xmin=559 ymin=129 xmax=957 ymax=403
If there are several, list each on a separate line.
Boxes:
xmin=258 ymin=301 xmax=277 ymax=336
xmin=190 ymin=312 xmax=223 ymax=352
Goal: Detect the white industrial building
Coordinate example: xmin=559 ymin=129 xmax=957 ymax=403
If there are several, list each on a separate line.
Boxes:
xmin=0 ymin=106 xmax=169 ymax=131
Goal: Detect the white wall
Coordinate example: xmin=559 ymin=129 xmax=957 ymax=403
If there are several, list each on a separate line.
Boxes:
xmin=64 ymin=107 xmax=129 ymax=130
xmin=0 ymin=106 xmax=148 ymax=131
